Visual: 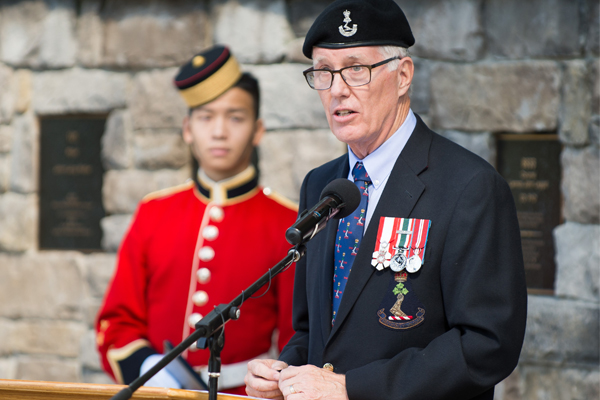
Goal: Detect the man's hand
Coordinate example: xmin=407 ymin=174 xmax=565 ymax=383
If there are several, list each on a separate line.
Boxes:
xmin=278 ymin=365 xmax=349 ymax=400
xmin=245 ymin=358 xmax=289 ymax=399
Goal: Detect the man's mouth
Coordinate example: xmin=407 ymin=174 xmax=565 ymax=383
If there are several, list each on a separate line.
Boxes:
xmin=335 ymin=110 xmax=355 ymax=117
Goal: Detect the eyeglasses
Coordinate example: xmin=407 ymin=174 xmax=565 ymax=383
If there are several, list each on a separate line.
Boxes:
xmin=303 ymin=56 xmax=403 ymax=90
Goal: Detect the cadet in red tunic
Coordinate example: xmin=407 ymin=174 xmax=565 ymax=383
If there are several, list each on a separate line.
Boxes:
xmin=96 ymin=46 xmax=298 ymax=395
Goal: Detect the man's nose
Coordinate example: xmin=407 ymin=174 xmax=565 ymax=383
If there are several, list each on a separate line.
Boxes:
xmin=212 ymin=117 xmax=226 ymax=138
xmin=329 ymin=72 xmax=351 ymax=98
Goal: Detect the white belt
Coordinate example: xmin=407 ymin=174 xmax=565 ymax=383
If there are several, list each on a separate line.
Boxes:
xmin=195 ymin=352 xmax=270 ymax=390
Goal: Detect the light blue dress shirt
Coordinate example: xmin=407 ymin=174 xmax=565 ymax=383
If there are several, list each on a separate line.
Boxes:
xmin=347 ymin=109 xmax=417 ymax=231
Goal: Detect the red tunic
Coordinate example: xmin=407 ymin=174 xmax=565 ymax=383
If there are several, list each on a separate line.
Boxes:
xmin=96 ymin=167 xmax=298 ymax=394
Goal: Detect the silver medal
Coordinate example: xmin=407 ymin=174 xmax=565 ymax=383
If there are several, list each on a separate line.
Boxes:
xmin=390 ymin=253 xmax=407 ymax=272
xmin=406 ymin=255 xmax=422 ymax=273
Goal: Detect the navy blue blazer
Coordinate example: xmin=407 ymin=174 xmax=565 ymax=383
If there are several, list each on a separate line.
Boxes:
xmin=279 ymin=116 xmax=527 ymax=400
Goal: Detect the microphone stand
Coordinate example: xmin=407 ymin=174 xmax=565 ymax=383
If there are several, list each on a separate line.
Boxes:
xmin=111 ymin=245 xmax=306 ymax=400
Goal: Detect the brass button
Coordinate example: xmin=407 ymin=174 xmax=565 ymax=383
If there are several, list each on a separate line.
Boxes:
xmin=202 ymin=225 xmax=219 ymax=241
xmin=323 ymin=363 xmax=334 ymax=372
xmin=188 ymin=313 xmax=203 ymax=328
xmin=209 ymin=206 xmax=224 ymax=222
xmin=192 ymin=290 xmax=209 ymax=306
xmin=198 ymin=247 xmax=215 ymax=262
xmin=197 ymin=268 xmax=211 ymax=284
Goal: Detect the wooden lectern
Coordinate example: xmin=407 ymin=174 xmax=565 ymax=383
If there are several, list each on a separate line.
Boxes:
xmin=0 ymin=379 xmax=256 ymax=400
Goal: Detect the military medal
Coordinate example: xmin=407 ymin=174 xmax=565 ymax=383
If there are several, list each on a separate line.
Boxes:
xmin=390 ymin=252 xmax=407 ymax=272
xmin=406 ymin=255 xmax=422 ymax=273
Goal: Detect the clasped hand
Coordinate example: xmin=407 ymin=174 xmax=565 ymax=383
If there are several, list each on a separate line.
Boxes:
xmin=245 ymin=359 xmax=348 ymax=400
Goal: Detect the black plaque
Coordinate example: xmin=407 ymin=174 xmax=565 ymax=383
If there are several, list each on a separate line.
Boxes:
xmin=39 ymin=116 xmax=106 ymax=250
xmin=496 ymin=134 xmax=562 ymax=292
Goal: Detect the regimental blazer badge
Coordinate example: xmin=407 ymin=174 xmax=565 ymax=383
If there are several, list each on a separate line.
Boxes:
xmin=371 ymin=217 xmax=431 ymax=273
xmin=377 ymin=271 xmax=425 ymax=330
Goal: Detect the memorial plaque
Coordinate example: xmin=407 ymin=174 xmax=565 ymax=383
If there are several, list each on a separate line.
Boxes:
xmin=496 ymin=134 xmax=562 ymax=293
xmin=39 ymin=116 xmax=106 ymax=251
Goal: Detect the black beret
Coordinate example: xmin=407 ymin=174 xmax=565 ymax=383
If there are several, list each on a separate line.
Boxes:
xmin=303 ymin=0 xmax=415 ymax=59
xmin=174 ymin=45 xmax=242 ymax=108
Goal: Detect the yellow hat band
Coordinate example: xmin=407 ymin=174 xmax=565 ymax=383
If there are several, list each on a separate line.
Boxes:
xmin=179 ymin=56 xmax=242 ymax=108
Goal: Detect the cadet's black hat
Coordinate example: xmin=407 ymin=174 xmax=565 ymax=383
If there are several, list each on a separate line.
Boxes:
xmin=174 ymin=45 xmax=242 ymax=108
xmin=303 ymin=0 xmax=415 ymax=59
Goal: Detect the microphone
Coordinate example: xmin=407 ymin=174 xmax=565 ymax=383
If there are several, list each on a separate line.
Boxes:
xmin=286 ymin=178 xmax=361 ymax=245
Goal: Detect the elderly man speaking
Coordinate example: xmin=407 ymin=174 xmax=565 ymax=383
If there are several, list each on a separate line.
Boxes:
xmin=245 ymin=1 xmax=527 ymax=399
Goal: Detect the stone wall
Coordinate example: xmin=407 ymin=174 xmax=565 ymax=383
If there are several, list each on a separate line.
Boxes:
xmin=0 ymin=0 xmax=597 ymax=398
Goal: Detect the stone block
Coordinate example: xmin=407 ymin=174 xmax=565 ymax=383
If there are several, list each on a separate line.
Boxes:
xmin=76 ymin=0 xmax=104 ymax=67
xmin=80 ymin=253 xmax=117 ymax=299
xmin=100 ymin=214 xmax=133 ymax=253
xmin=560 ymin=60 xmax=592 ymax=146
xmin=484 ymin=0 xmax=581 ymax=59
xmin=245 ymin=64 xmax=329 ymax=130
xmin=0 ymin=124 xmax=11 ymax=153
xmin=561 ymin=146 xmax=600 ymax=224
xmin=0 ymin=154 xmax=9 ymax=194
xmin=590 ymin=115 xmax=600 ymax=146
xmin=259 ymin=129 xmax=346 ymax=202
xmin=15 ymin=69 xmax=32 ymax=114
xmin=285 ymin=37 xmax=311 ymax=64
xmin=521 ymin=295 xmax=599 ymax=365
xmin=0 ymin=0 xmax=77 ymax=68
xmin=411 ymin=57 xmax=431 ymax=116
xmin=80 ymin=328 xmax=102 ymax=370
xmin=0 ymin=253 xmax=84 ymax=320
xmin=103 ymin=168 xmax=190 ymax=214
xmin=288 ymin=0 xmax=328 ymax=37
xmin=0 ymin=357 xmax=17 ymax=379
xmin=399 ymin=0 xmax=483 ymax=62
xmin=592 ymin=59 xmax=599 ymax=115
xmin=0 ymin=318 xmax=86 ymax=357
xmin=134 ymin=130 xmax=191 ymax=170
xmin=9 ymin=111 xmax=37 ymax=194
xmin=101 ymin=0 xmax=211 ymax=68
xmin=0 ymin=192 xmax=36 ymax=252
xmin=586 ymin=0 xmax=599 ymax=56
xmin=15 ymin=355 xmax=80 ymax=382
xmin=128 ymin=68 xmax=187 ymax=130
xmin=0 ymin=63 xmax=16 ymax=124
xmin=102 ymin=109 xmax=133 ymax=171
xmin=33 ymin=68 xmax=128 ymax=114
xmin=431 ymin=61 xmax=560 ymax=132
xmin=82 ymin=371 xmax=113 ymax=384
xmin=212 ymin=0 xmax=294 ymax=64
xmin=85 ymin=298 xmax=104 ymax=328
xmin=516 ymin=365 xmax=599 ymax=400
xmin=554 ymin=222 xmax=600 ymax=302
xmin=440 ymin=131 xmax=494 ymax=166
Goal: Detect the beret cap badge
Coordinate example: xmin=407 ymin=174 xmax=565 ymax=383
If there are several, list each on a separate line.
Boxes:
xmin=339 ymin=10 xmax=358 ymax=37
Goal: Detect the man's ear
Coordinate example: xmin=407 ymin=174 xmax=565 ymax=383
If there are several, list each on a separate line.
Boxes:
xmin=182 ymin=115 xmax=193 ymax=145
xmin=397 ymin=57 xmax=414 ymax=97
xmin=252 ymin=118 xmax=266 ymax=147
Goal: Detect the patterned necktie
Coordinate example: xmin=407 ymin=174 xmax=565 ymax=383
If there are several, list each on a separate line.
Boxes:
xmin=332 ymin=161 xmax=370 ymax=325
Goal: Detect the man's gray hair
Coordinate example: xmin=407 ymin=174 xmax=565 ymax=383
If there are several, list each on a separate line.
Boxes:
xmin=378 ymin=46 xmax=409 ymax=71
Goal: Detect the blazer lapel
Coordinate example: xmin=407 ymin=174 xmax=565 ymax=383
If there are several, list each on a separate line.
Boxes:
xmin=318 ymin=156 xmax=350 ymax=344
xmin=327 ymin=117 xmax=432 ymax=342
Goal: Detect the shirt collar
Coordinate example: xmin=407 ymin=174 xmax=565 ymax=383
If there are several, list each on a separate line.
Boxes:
xmin=348 ymin=109 xmax=417 ymax=188
xmin=196 ymin=165 xmax=259 ymax=205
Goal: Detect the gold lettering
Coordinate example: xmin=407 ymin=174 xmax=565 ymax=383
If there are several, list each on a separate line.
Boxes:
xmin=519 ymin=192 xmax=538 ymax=204
xmin=521 ymin=157 xmax=537 ymax=170
xmin=52 ymin=164 xmax=93 ymax=175
xmin=66 ymin=130 xmax=79 ymax=143
xmin=64 ymin=146 xmax=80 ymax=158
xmin=520 ymin=170 xmax=537 ymax=180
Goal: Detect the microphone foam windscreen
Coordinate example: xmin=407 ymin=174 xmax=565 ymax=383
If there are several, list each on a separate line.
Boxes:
xmin=320 ymin=178 xmax=361 ymax=219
